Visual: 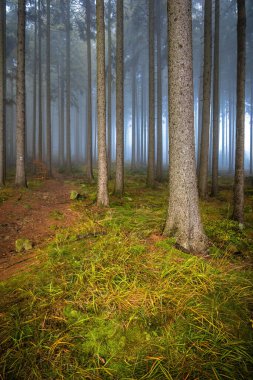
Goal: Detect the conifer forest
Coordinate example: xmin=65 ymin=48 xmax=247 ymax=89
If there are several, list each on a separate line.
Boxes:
xmin=0 ymin=0 xmax=253 ymax=379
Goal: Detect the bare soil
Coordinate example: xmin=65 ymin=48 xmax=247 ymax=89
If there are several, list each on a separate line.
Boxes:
xmin=0 ymin=178 xmax=81 ymax=281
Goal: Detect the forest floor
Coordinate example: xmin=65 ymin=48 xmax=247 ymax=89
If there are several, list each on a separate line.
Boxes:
xmin=0 ymin=175 xmax=81 ymax=281
xmin=0 ymin=172 xmax=253 ymax=379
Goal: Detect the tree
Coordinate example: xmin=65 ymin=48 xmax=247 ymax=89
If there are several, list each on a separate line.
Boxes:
xmin=233 ymin=0 xmax=246 ymax=224
xmin=15 ymin=0 xmax=27 ymax=187
xmin=115 ymin=0 xmax=124 ymax=195
xmin=96 ymin=0 xmax=109 ymax=206
xmin=211 ymin=0 xmax=220 ymax=196
xmin=0 ymin=0 xmax=6 ymax=186
xmin=46 ymin=0 xmax=52 ymax=176
xmin=66 ymin=0 xmax=71 ymax=172
xmin=164 ymin=0 xmax=208 ymax=253
xmin=198 ymin=0 xmax=212 ymax=198
xmin=156 ymin=0 xmax=163 ymax=182
xmin=107 ymin=0 xmax=112 ymax=177
xmin=38 ymin=0 xmax=42 ymax=162
xmin=147 ymin=0 xmax=155 ymax=187
xmin=32 ymin=0 xmax=37 ymax=163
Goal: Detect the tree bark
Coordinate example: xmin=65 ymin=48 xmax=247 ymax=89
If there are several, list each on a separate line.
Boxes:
xmin=32 ymin=0 xmax=37 ymax=164
xmin=38 ymin=0 xmax=42 ymax=162
xmin=164 ymin=0 xmax=208 ymax=253
xmin=233 ymin=0 xmax=246 ymax=224
xmin=15 ymin=0 xmax=27 ymax=187
xmin=211 ymin=0 xmax=220 ymax=196
xmin=198 ymin=0 xmax=212 ymax=198
xmin=46 ymin=0 xmax=52 ymax=176
xmin=115 ymin=0 xmax=124 ymax=195
xmin=156 ymin=0 xmax=163 ymax=182
xmin=96 ymin=0 xmax=109 ymax=206
xmin=66 ymin=0 xmax=71 ymax=171
xmin=0 ymin=0 xmax=6 ymax=186
xmin=107 ymin=0 xmax=112 ymax=177
xmin=147 ymin=0 xmax=155 ymax=187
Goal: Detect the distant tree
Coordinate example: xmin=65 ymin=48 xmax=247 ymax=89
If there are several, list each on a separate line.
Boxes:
xmin=198 ymin=0 xmax=212 ymax=198
xmin=15 ymin=0 xmax=27 ymax=187
xmin=164 ymin=0 xmax=208 ymax=253
xmin=66 ymin=0 xmax=71 ymax=172
xmin=38 ymin=0 xmax=42 ymax=162
xmin=96 ymin=0 xmax=109 ymax=206
xmin=32 ymin=0 xmax=37 ymax=163
xmin=233 ymin=0 xmax=246 ymax=224
xmin=131 ymin=60 xmax=137 ymax=171
xmin=211 ymin=0 xmax=220 ymax=196
xmin=147 ymin=0 xmax=155 ymax=187
xmin=115 ymin=0 xmax=124 ymax=195
xmin=107 ymin=0 xmax=112 ymax=177
xmin=46 ymin=0 xmax=52 ymax=176
xmin=0 ymin=0 xmax=6 ymax=186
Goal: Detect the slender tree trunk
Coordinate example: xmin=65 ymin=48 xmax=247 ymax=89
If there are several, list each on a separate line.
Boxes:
xmin=66 ymin=0 xmax=71 ymax=171
xmin=156 ymin=0 xmax=163 ymax=182
xmin=46 ymin=0 xmax=52 ymax=176
xmin=164 ymin=0 xmax=208 ymax=253
xmin=131 ymin=62 xmax=136 ymax=171
xmin=107 ymin=0 xmax=112 ymax=177
xmin=32 ymin=0 xmax=37 ymax=164
xmin=15 ymin=0 xmax=27 ymax=187
xmin=96 ymin=0 xmax=109 ymax=206
xmin=60 ymin=61 xmax=65 ymax=166
xmin=147 ymin=0 xmax=155 ymax=187
xmin=250 ymin=75 xmax=253 ymax=175
xmin=37 ymin=0 xmax=43 ymax=162
xmin=198 ymin=0 xmax=212 ymax=198
xmin=211 ymin=0 xmax=220 ymax=196
xmin=0 ymin=0 xmax=6 ymax=186
xmin=233 ymin=0 xmax=246 ymax=224
xmin=115 ymin=0 xmax=124 ymax=195
xmin=86 ymin=0 xmax=94 ymax=181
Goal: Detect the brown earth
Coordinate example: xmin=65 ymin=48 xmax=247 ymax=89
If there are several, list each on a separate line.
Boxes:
xmin=0 ymin=178 xmax=81 ymax=281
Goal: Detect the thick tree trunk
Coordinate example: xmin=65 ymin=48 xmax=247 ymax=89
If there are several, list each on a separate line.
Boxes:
xmin=0 ymin=0 xmax=6 ymax=186
xmin=107 ymin=0 xmax=112 ymax=177
xmin=46 ymin=0 xmax=52 ymax=176
xmin=32 ymin=0 xmax=37 ymax=163
xmin=115 ymin=0 xmax=124 ymax=195
xmin=211 ymin=0 xmax=220 ymax=196
xmin=233 ymin=0 xmax=246 ymax=224
xmin=96 ymin=0 xmax=109 ymax=206
xmin=86 ymin=0 xmax=94 ymax=182
xmin=164 ymin=0 xmax=208 ymax=254
xmin=147 ymin=0 xmax=155 ymax=187
xmin=66 ymin=0 xmax=71 ymax=171
xmin=156 ymin=0 xmax=163 ymax=182
xmin=15 ymin=0 xmax=27 ymax=187
xmin=198 ymin=0 xmax=212 ymax=198
xmin=38 ymin=0 xmax=42 ymax=162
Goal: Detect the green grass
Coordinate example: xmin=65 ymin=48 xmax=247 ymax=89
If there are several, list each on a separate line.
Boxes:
xmin=0 ymin=175 xmax=253 ymax=379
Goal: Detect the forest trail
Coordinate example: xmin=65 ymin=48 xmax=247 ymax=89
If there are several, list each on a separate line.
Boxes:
xmin=0 ymin=177 xmax=81 ymax=281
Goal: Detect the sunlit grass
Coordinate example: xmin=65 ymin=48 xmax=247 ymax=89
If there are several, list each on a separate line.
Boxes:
xmin=0 ymin=174 xmax=252 ymax=379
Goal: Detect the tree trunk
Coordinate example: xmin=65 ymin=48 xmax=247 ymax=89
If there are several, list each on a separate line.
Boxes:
xmin=46 ymin=0 xmax=52 ymax=176
xmin=115 ymin=0 xmax=124 ymax=195
xmin=86 ymin=0 xmax=94 ymax=182
xmin=107 ymin=0 xmax=112 ymax=177
xmin=96 ymin=0 xmax=109 ymax=206
xmin=156 ymin=0 xmax=163 ymax=182
xmin=0 ymin=0 xmax=6 ymax=186
xmin=66 ymin=0 xmax=71 ymax=171
xmin=233 ymin=0 xmax=246 ymax=224
xmin=15 ymin=0 xmax=27 ymax=187
xmin=164 ymin=0 xmax=208 ymax=253
xmin=198 ymin=0 xmax=212 ymax=198
xmin=32 ymin=0 xmax=37 ymax=164
xmin=147 ymin=0 xmax=155 ymax=187
xmin=131 ymin=62 xmax=136 ymax=171
xmin=250 ymin=75 xmax=253 ymax=175
xmin=211 ymin=0 xmax=220 ymax=196
xmin=38 ymin=0 xmax=42 ymax=162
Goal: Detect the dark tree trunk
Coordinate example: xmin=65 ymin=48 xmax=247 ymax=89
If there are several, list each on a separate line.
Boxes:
xmin=15 ymin=0 xmax=27 ymax=187
xmin=38 ymin=0 xmax=42 ymax=162
xmin=32 ymin=0 xmax=37 ymax=163
xmin=107 ymin=0 xmax=112 ymax=177
xmin=66 ymin=0 xmax=71 ymax=171
xmin=156 ymin=0 xmax=163 ymax=182
xmin=46 ymin=0 xmax=52 ymax=176
xmin=0 ymin=0 xmax=6 ymax=186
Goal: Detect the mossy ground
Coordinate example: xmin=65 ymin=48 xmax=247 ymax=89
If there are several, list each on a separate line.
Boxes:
xmin=0 ymin=174 xmax=253 ymax=379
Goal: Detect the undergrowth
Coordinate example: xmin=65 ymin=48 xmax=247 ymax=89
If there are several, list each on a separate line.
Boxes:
xmin=0 ymin=175 xmax=253 ymax=379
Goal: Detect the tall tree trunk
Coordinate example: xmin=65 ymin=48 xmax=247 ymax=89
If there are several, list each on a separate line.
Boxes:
xmin=96 ymin=0 xmax=109 ymax=206
xmin=15 ymin=0 xmax=27 ymax=187
xmin=164 ymin=0 xmax=208 ymax=253
xmin=156 ymin=0 xmax=162 ymax=182
xmin=131 ymin=62 xmax=136 ymax=171
xmin=107 ymin=0 xmax=112 ymax=177
xmin=198 ymin=0 xmax=212 ymax=198
xmin=233 ymin=0 xmax=246 ymax=224
xmin=250 ymin=75 xmax=253 ymax=175
xmin=32 ymin=0 xmax=37 ymax=164
xmin=66 ymin=0 xmax=71 ymax=171
xmin=46 ymin=0 xmax=52 ymax=176
xmin=60 ymin=61 xmax=65 ymax=166
xmin=0 ymin=0 xmax=6 ymax=186
xmin=86 ymin=0 xmax=94 ymax=181
xmin=211 ymin=0 xmax=220 ymax=196
xmin=38 ymin=0 xmax=42 ymax=162
xmin=147 ymin=0 xmax=155 ymax=187
xmin=115 ymin=0 xmax=124 ymax=195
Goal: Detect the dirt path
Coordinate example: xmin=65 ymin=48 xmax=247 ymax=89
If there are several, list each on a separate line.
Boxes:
xmin=0 ymin=178 xmax=81 ymax=281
